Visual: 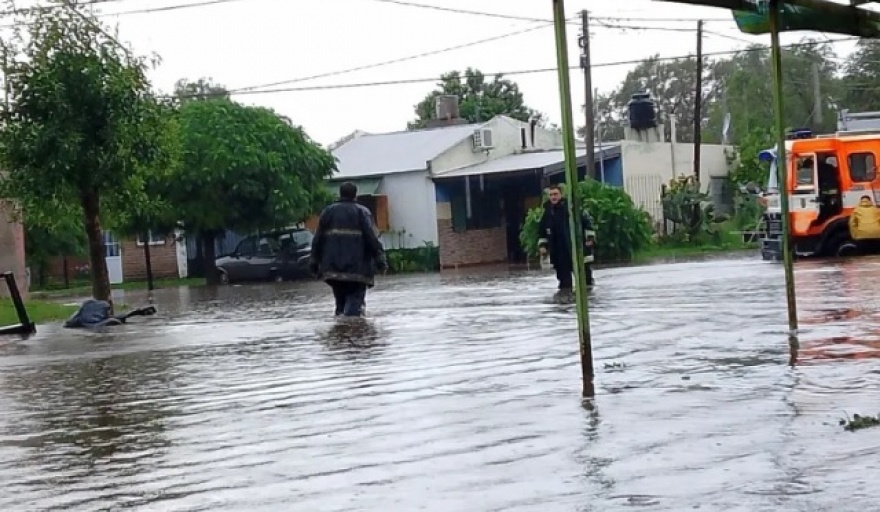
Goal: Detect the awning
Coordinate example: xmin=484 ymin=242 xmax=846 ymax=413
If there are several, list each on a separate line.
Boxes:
xmin=324 ymin=177 xmax=382 ymax=196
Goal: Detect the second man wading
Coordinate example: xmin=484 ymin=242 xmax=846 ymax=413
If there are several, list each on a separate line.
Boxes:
xmin=537 ymin=184 xmax=596 ymax=290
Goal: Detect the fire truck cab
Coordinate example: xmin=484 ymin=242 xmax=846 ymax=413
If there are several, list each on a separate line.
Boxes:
xmin=759 ymin=114 xmax=880 ymax=260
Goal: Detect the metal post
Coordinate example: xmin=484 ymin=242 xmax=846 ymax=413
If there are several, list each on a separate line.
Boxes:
xmin=769 ymin=0 xmax=799 ymax=337
xmin=693 ymin=19 xmax=704 ymax=183
xmin=2 ymin=271 xmax=35 ymax=335
xmin=553 ymin=0 xmax=595 ymax=398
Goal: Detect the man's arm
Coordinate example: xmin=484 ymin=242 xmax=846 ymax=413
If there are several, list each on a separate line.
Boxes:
xmin=359 ymin=207 xmax=387 ymax=269
xmin=310 ymin=209 xmax=328 ymax=266
xmin=582 ymin=211 xmax=596 ymax=243
xmin=537 ymin=210 xmax=550 ymax=250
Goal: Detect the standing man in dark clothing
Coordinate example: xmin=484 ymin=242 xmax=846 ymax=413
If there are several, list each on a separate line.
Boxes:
xmin=310 ymin=182 xmax=387 ymax=317
xmin=538 ymin=184 xmax=596 ymax=290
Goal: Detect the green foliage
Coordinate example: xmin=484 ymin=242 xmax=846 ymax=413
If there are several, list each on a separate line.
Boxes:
xmin=843 ymin=40 xmax=880 ymax=112
xmin=660 ymin=175 xmax=722 ymax=245
xmin=410 ymin=68 xmax=544 ymax=129
xmin=386 ymin=242 xmax=439 ymax=273
xmin=727 ymin=127 xmax=774 ymax=187
xmin=520 ymin=180 xmax=653 ymax=262
xmin=588 ymin=38 xmax=843 ymax=145
xmin=840 ymin=413 xmax=880 ymax=432
xmin=172 ymin=97 xmax=336 ymax=235
xmin=0 ymin=5 xmax=179 ymax=302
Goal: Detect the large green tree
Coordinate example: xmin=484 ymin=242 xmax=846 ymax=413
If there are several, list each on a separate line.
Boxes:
xmin=171 ymin=97 xmax=335 ymax=284
xmin=410 ymin=68 xmax=544 ymax=129
xmin=587 ymin=38 xmax=841 ymax=147
xmin=0 ymin=6 xmax=179 ymax=305
xmin=842 ymin=39 xmax=880 ymax=113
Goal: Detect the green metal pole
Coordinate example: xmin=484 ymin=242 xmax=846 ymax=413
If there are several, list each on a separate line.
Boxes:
xmin=551 ymin=0 xmax=595 ymax=398
xmin=769 ymin=0 xmax=799 ymax=338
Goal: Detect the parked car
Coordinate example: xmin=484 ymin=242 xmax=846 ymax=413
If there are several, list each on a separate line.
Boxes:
xmin=215 ymin=228 xmax=314 ymax=284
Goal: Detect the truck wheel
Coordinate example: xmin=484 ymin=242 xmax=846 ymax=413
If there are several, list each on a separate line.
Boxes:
xmin=827 ymin=232 xmax=857 ymax=258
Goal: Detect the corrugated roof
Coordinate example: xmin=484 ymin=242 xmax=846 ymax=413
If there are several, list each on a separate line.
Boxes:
xmin=330 ymin=123 xmax=482 ymax=179
xmin=434 ymin=143 xmax=621 ymax=179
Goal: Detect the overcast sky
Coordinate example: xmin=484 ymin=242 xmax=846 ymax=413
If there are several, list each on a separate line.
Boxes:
xmin=14 ymin=0 xmax=872 ymax=146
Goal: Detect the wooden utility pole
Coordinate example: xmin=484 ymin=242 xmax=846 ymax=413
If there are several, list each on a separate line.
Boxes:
xmin=693 ymin=19 xmax=704 ymax=182
xmin=580 ymin=10 xmax=597 ymax=181
xmin=812 ymin=61 xmax=823 ymax=127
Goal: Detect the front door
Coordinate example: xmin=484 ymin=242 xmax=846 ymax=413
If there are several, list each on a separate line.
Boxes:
xmin=103 ymin=231 xmax=123 ymax=284
xmin=791 ymin=154 xmax=821 ymax=235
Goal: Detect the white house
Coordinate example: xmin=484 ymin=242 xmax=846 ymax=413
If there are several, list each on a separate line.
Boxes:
xmin=326 ymin=102 xmax=734 ymax=269
xmin=328 ymin=114 xmax=571 ymax=251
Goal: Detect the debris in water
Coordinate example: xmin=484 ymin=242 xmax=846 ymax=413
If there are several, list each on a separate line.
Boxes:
xmin=839 ymin=413 xmax=880 ymax=432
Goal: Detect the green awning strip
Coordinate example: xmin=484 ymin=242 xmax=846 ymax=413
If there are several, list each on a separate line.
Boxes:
xmin=324 ymin=178 xmax=382 ymax=196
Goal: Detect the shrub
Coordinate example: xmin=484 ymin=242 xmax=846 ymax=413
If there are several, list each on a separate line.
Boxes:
xmin=386 ymin=242 xmax=439 ymax=273
xmin=520 ymin=179 xmax=653 ymax=262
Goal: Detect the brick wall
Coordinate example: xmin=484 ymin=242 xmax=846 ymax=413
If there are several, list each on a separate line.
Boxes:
xmin=0 ymin=202 xmax=27 ymax=298
xmin=42 ymin=234 xmax=179 ymax=283
xmin=437 ymin=219 xmax=507 ymax=268
xmin=121 ymin=235 xmax=179 ymax=280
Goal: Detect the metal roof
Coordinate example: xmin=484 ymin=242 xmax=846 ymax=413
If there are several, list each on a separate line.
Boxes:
xmin=433 ymin=143 xmax=621 ymax=179
xmin=330 ymin=123 xmax=482 ymax=179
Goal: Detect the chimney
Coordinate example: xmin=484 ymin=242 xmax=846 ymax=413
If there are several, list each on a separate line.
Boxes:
xmin=425 ymin=95 xmax=469 ymax=129
xmin=529 ymin=118 xmax=537 ymax=147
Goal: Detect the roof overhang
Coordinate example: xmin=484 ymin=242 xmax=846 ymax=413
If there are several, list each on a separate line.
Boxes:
xmin=324 ymin=177 xmax=383 ymax=196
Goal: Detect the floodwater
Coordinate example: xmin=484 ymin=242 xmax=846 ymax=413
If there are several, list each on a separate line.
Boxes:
xmin=1 ymin=254 xmax=879 ymax=511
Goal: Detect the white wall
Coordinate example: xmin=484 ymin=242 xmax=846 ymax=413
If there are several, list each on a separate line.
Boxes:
xmin=378 ymin=170 xmax=438 ymax=249
xmin=430 ymin=116 xmax=566 ymax=173
xmin=620 ymin=141 xmax=733 ymax=221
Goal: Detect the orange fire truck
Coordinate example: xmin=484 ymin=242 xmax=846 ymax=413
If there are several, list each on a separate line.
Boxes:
xmin=759 ymin=111 xmax=880 ymax=260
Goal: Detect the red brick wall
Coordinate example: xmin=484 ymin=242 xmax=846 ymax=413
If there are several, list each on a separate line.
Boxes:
xmin=437 ymin=219 xmax=507 ymax=268
xmin=121 ymin=235 xmax=179 ymax=280
xmin=42 ymin=234 xmax=179 ymax=283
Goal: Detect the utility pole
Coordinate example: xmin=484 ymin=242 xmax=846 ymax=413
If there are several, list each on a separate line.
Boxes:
xmin=580 ymin=10 xmax=597 ymax=181
xmin=693 ymin=19 xmax=704 ymax=183
xmin=557 ymin=3 xmax=594 ymax=398
xmin=595 ymin=87 xmax=606 ymax=183
xmin=811 ymin=61 xmax=823 ymax=128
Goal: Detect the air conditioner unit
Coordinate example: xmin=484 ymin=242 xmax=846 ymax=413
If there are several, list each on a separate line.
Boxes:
xmin=472 ymin=128 xmax=494 ymax=151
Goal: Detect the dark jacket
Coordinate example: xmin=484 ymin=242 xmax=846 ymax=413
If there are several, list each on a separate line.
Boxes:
xmin=310 ymin=198 xmax=387 ymax=287
xmin=537 ymin=199 xmax=596 ymax=268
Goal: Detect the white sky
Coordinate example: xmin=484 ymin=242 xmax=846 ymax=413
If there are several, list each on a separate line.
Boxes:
xmin=14 ymin=0 xmax=873 ymax=146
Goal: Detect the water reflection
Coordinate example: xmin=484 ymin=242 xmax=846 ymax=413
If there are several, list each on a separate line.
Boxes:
xmin=0 ymin=350 xmax=177 ymax=492
xmin=319 ymin=318 xmax=385 ymax=358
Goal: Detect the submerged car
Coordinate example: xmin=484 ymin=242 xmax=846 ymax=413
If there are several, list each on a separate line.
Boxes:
xmin=215 ymin=228 xmax=314 ymax=284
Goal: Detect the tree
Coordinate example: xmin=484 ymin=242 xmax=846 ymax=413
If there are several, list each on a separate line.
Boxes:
xmin=584 ymin=55 xmax=720 ymax=144
xmin=842 ymin=39 xmax=880 ymax=113
xmin=0 ymin=6 xmax=179 ymax=305
xmin=171 ymin=98 xmax=335 ymax=284
xmin=409 ymin=68 xmax=544 ymax=129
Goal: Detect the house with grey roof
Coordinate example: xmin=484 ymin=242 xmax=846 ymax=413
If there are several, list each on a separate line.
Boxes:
xmin=324 ymin=96 xmax=734 ymax=270
xmin=325 ymin=112 xmax=623 ymax=268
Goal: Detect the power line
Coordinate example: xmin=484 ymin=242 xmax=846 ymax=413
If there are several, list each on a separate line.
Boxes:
xmin=0 ymin=0 xmax=247 ymax=22
xmin=230 ymin=21 xmax=558 ymax=93
xmin=214 ymin=36 xmax=864 ymax=98
xmin=359 ymin=0 xmax=737 ymax=24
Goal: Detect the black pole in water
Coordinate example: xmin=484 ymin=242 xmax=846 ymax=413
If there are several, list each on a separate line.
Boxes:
xmin=2 ymin=271 xmax=35 ymax=335
xmin=143 ymin=232 xmax=155 ymax=291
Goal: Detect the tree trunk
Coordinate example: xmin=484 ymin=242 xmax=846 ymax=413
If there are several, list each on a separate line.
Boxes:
xmin=201 ymin=231 xmax=219 ymax=285
xmin=62 ymin=255 xmax=70 ymax=288
xmin=81 ymin=191 xmax=113 ymax=308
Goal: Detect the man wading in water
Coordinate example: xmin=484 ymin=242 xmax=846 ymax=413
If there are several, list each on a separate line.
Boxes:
xmin=538 ymin=184 xmax=596 ymax=290
xmin=310 ymin=182 xmax=387 ymax=317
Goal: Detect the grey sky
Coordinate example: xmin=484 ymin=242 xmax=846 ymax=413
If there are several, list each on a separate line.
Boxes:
xmin=16 ymin=0 xmax=866 ymax=146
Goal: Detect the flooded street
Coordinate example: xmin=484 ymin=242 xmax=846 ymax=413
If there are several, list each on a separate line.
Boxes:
xmin=1 ymin=255 xmax=879 ymax=511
